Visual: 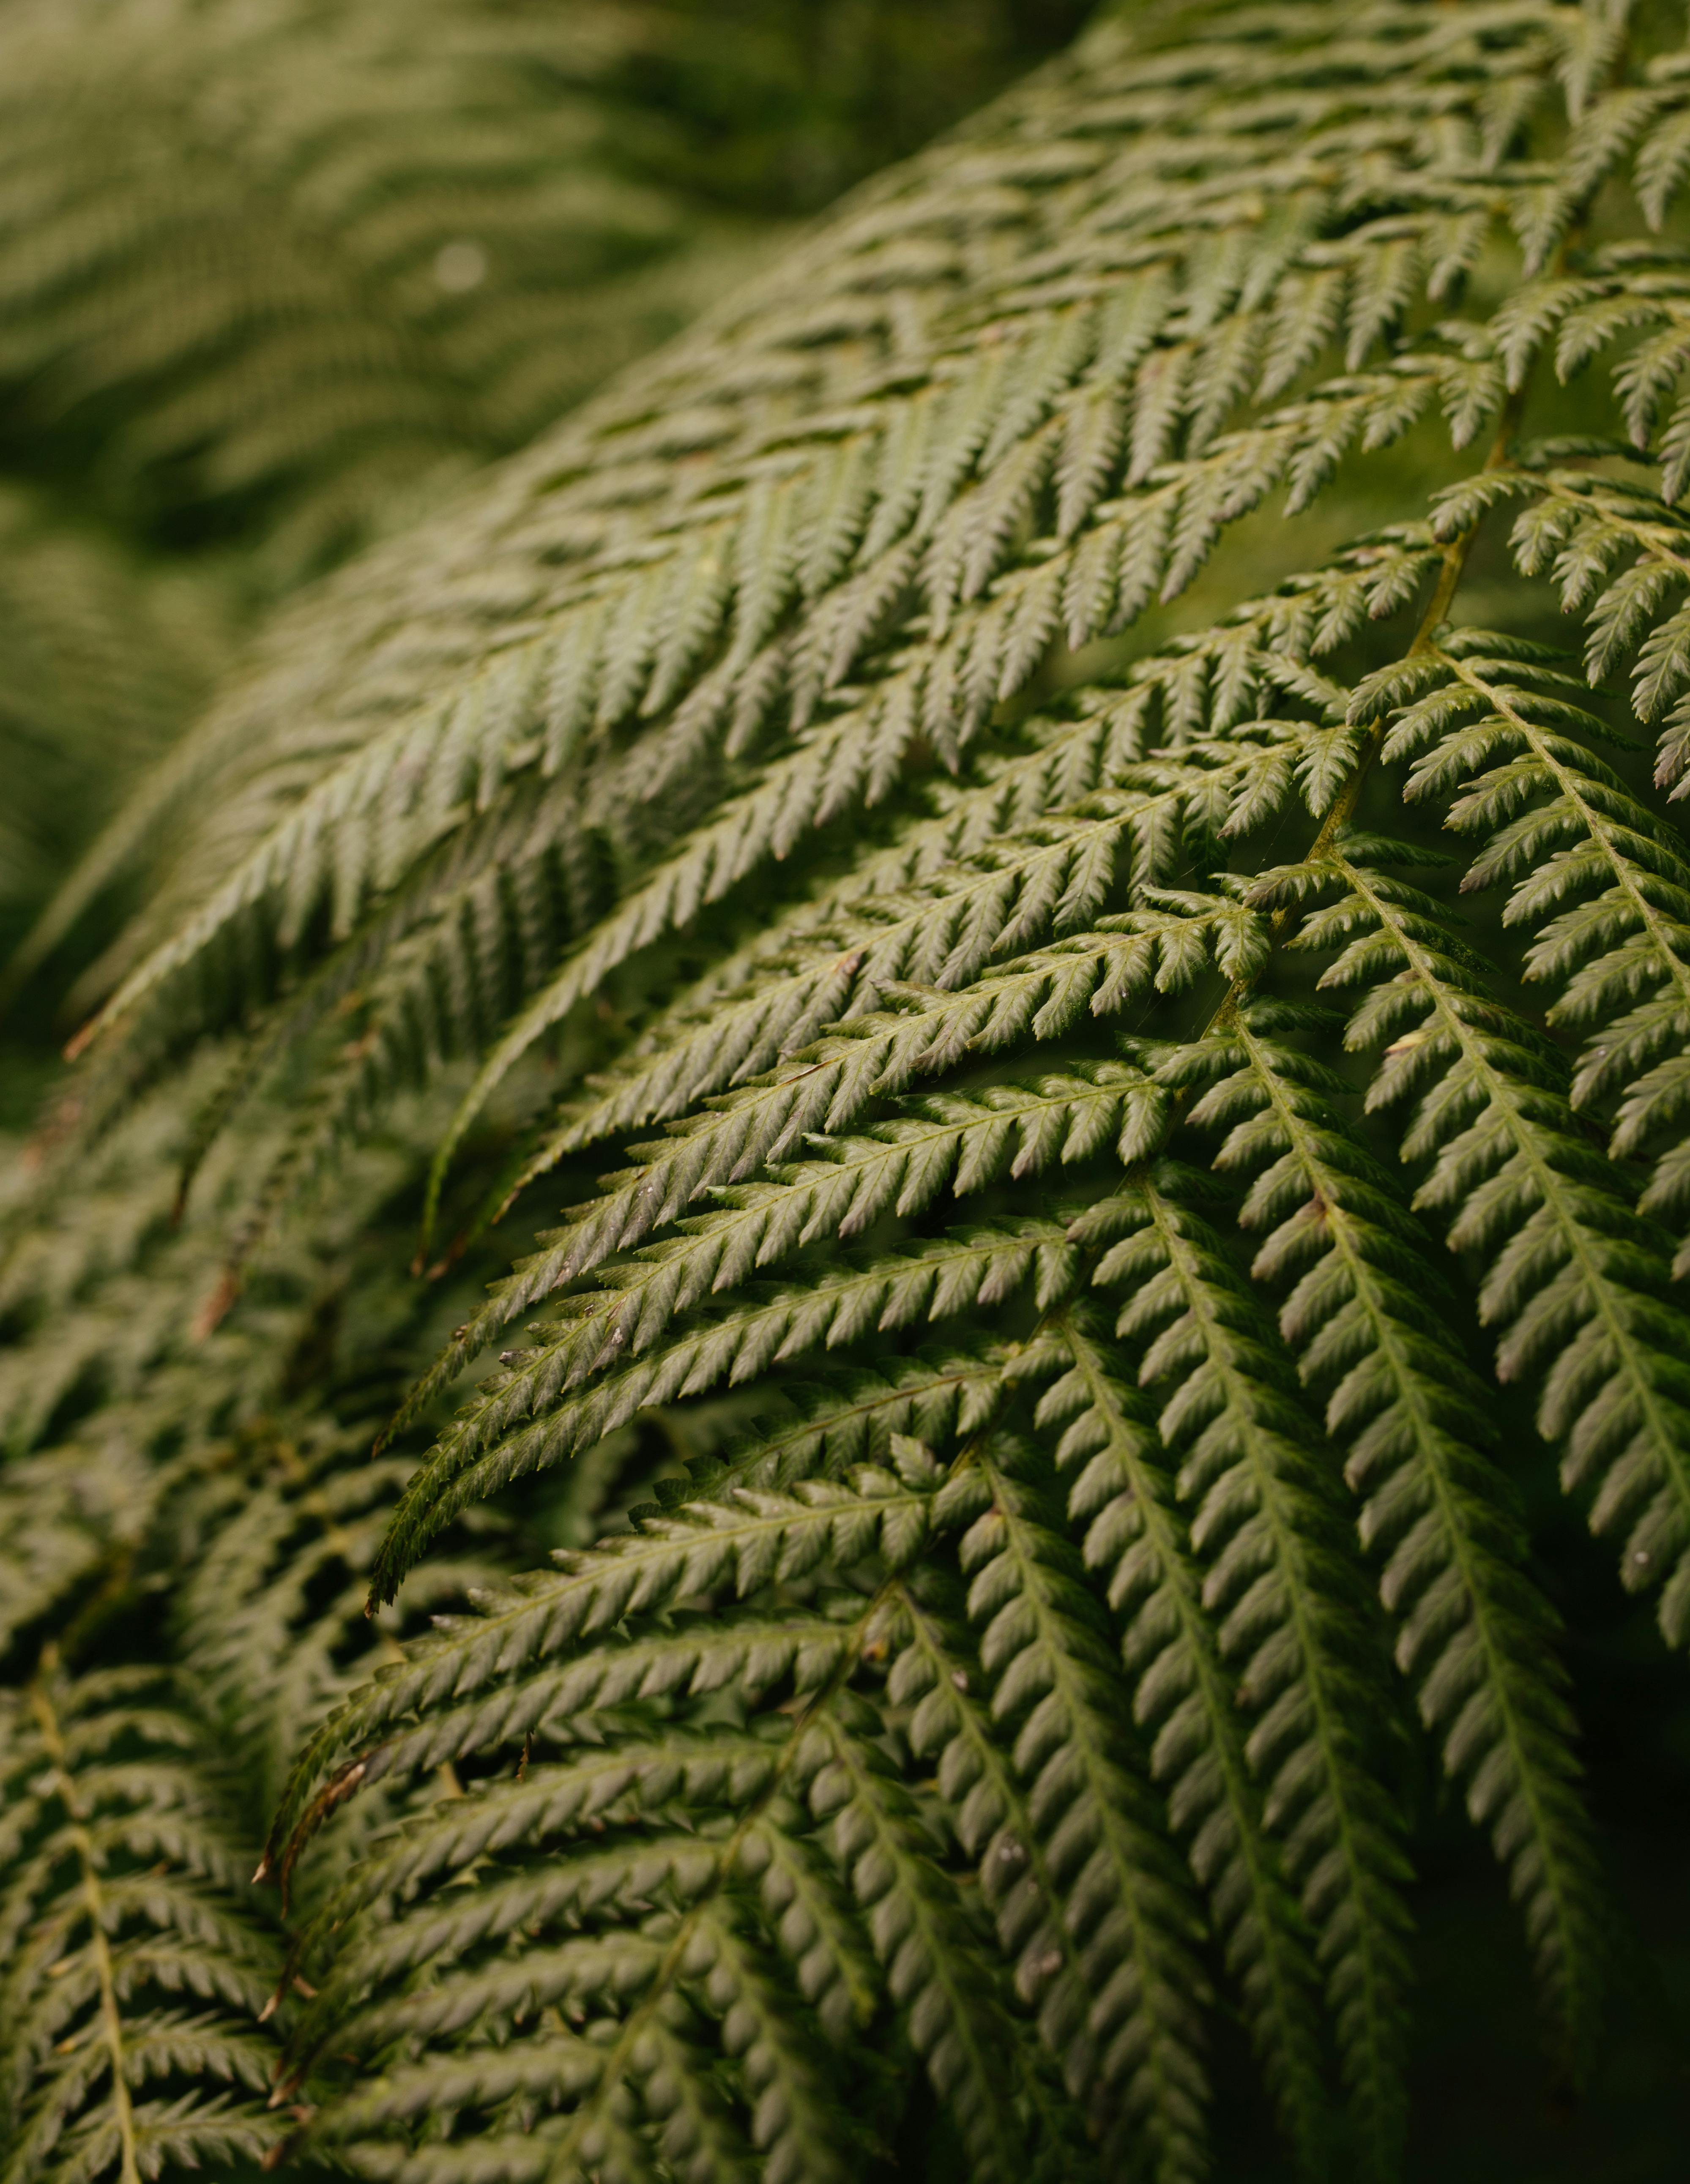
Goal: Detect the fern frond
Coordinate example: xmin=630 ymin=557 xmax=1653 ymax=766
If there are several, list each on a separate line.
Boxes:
xmin=0 ymin=0 xmax=791 ymax=576
xmin=66 ymin=365 xmax=1442 ymax=1081
xmin=64 ymin=0 xmax=1679 ymax=1118
xmin=24 ymin=5 xmax=1690 ymax=2179
xmin=0 ymin=1660 xmax=281 ymax=2184
xmin=276 ymin=1452 xmax=1036 ymax=2183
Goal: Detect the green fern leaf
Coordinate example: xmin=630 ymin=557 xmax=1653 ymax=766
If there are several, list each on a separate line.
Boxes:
xmin=1077 ymin=1174 xmax=1413 ymax=2166
xmin=19 ymin=7 xmax=1690 ymax=2181
xmin=0 ymin=1660 xmax=282 ymax=2184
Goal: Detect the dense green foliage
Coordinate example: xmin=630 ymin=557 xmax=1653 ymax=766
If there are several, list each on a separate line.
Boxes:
xmin=0 ymin=0 xmax=1080 ymax=1020
xmin=7 ymin=2 xmax=1690 ymax=2181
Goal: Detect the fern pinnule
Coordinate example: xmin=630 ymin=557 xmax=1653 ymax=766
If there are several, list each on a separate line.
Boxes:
xmin=278 ymin=1445 xmax=971 ymax=1859
xmin=879 ymin=1573 xmax=1093 ymax=2034
xmin=280 ymin=1613 xmax=864 ymax=1901
xmin=1157 ymin=994 xmax=1604 ymax=2061
xmin=1077 ymin=1173 xmax=1414 ymax=2168
xmin=417 ymin=1055 xmax=1163 ymax=1435
xmin=800 ymin=1693 xmax=1033 ymax=2184
xmin=956 ymin=1433 xmax=1212 ymax=2183
xmin=1311 ymin=839 xmax=1690 ymax=1646
xmin=1496 ymin=464 xmax=1690 ymax=746
xmin=287 ymin=1730 xmax=824 ymax=1977
xmin=370 ymin=1219 xmax=1077 ymax=1603
xmin=386 ymin=1049 xmax=1170 ymax=1571
xmin=1031 ymin=1306 xmax=1329 ymax=2172
xmin=262 ymin=1351 xmax=999 ymax=1846
xmin=679 ymin=1904 xmax=870 ymax=2184
xmin=1384 ymin=628 xmax=1690 ymax=1287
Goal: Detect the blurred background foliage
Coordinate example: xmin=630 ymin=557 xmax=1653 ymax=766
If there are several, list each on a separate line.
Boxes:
xmin=1 ymin=3 xmax=1688 ymax=2176
xmin=0 ymin=0 xmax=1088 ymax=1064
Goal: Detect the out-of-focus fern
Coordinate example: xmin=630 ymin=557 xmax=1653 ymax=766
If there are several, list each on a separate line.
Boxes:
xmin=13 ymin=0 xmax=1690 ymax=2180
xmin=0 ymin=487 xmax=233 ymax=964
xmin=0 ymin=0 xmax=771 ymax=579
xmin=0 ymin=0 xmax=1082 ymax=1003
xmin=0 ymin=0 xmax=1083 ymax=581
